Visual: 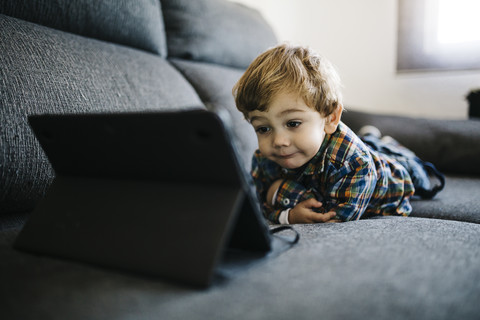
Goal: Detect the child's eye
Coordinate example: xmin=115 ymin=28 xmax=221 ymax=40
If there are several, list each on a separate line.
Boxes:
xmin=255 ymin=126 xmax=271 ymax=134
xmin=286 ymin=121 xmax=301 ymax=128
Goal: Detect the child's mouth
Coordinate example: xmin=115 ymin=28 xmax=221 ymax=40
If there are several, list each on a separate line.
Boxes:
xmin=276 ymin=152 xmax=297 ymax=159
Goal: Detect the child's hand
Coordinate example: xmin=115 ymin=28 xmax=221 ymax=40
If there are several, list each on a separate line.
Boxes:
xmin=289 ymin=198 xmax=338 ymax=224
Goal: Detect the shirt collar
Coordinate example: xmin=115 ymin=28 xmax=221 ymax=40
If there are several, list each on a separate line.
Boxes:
xmin=300 ymin=121 xmax=347 ymax=176
xmin=303 ymin=133 xmax=331 ymax=175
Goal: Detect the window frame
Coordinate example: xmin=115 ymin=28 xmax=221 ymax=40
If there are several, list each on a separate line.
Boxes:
xmin=397 ymin=0 xmax=480 ymax=72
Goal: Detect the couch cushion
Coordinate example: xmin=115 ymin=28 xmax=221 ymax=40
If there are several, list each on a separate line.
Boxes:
xmin=342 ymin=110 xmax=480 ymax=175
xmin=0 ymin=0 xmax=167 ymax=56
xmin=2 ymin=217 xmax=480 ymax=319
xmin=0 ymin=15 xmax=204 ymax=214
xmin=162 ymin=0 xmax=277 ymax=69
xmin=170 ymin=59 xmax=258 ymax=172
xmin=411 ymin=175 xmax=480 ymax=224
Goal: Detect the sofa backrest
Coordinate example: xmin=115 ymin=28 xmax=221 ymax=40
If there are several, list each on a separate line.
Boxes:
xmin=0 ymin=13 xmax=202 ymax=215
xmin=0 ymin=0 xmax=167 ymax=56
xmin=161 ymin=0 xmax=277 ymax=69
xmin=0 ymin=0 xmax=277 ymax=69
xmin=0 ymin=0 xmax=277 ymax=216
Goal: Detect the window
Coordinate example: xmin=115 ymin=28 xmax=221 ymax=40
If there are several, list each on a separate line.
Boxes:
xmin=397 ymin=0 xmax=480 ymax=72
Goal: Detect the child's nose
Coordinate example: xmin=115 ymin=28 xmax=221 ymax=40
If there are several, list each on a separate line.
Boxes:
xmin=272 ymin=131 xmax=290 ymax=147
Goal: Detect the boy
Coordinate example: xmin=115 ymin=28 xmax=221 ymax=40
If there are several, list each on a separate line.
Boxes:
xmin=232 ymin=44 xmax=444 ymax=224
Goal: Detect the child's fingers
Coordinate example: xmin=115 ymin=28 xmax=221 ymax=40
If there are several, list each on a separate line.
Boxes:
xmin=289 ymin=199 xmax=333 ymax=224
xmin=325 ymin=219 xmax=342 ymax=223
xmin=302 ymin=197 xmax=323 ymax=208
xmin=310 ymin=210 xmax=337 ymax=223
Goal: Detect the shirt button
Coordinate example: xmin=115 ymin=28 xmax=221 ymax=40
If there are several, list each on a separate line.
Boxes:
xmin=281 ymin=168 xmax=288 ymax=174
xmin=282 ymin=198 xmax=290 ymax=206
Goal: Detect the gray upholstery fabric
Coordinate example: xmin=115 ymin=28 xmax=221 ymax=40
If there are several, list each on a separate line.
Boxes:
xmin=171 ymin=59 xmax=258 ymax=172
xmin=411 ymin=175 xmax=480 ymax=223
xmin=0 ymin=0 xmax=167 ymax=56
xmin=2 ymin=217 xmax=479 ymax=320
xmin=0 ymin=15 xmax=204 ymax=214
xmin=162 ymin=0 xmax=277 ymax=69
xmin=342 ymin=110 xmax=480 ymax=175
xmin=1 ymin=2 xmax=479 ymax=320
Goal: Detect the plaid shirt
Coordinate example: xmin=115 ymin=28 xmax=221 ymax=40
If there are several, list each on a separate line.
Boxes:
xmin=251 ymin=122 xmax=415 ymax=223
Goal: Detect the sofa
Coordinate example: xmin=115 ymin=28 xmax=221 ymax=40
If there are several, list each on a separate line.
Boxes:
xmin=1 ymin=0 xmax=480 ymax=319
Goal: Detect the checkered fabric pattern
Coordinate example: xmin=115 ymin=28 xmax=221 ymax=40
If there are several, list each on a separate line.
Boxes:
xmin=252 ymin=122 xmax=415 ymax=223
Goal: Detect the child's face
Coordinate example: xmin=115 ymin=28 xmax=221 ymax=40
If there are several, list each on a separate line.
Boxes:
xmin=248 ymin=91 xmax=335 ymax=169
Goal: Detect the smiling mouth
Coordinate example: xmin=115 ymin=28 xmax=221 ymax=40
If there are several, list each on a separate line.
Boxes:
xmin=275 ymin=152 xmax=297 ymax=159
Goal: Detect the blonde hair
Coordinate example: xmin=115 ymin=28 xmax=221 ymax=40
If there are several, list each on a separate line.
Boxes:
xmin=233 ymin=43 xmax=343 ymax=119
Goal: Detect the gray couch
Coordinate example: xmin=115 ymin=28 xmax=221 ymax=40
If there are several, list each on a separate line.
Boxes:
xmin=1 ymin=1 xmax=480 ymax=319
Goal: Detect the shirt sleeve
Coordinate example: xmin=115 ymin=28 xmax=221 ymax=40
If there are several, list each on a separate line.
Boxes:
xmin=251 ymin=152 xmax=283 ymax=223
xmin=324 ymin=153 xmax=377 ymax=221
xmin=251 ymin=152 xmax=314 ymax=223
xmin=273 ymin=180 xmax=311 ymax=209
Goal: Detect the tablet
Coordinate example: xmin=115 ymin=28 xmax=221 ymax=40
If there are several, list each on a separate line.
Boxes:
xmin=15 ymin=109 xmax=272 ymax=287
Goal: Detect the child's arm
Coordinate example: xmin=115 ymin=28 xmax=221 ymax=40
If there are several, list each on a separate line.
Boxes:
xmin=267 ymin=152 xmax=377 ymax=223
xmin=252 ymin=151 xmax=339 ymax=224
xmin=252 ymin=156 xmax=291 ymax=223
xmin=267 ymin=180 xmax=338 ymax=224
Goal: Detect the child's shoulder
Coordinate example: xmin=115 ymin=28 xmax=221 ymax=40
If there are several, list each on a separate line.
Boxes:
xmin=326 ymin=122 xmax=372 ymax=167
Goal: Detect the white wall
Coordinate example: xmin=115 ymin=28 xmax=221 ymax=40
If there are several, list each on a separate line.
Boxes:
xmin=233 ymin=0 xmax=480 ymax=119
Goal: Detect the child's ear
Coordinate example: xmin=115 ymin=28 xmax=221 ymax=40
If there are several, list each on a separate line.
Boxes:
xmin=324 ymin=105 xmax=343 ymax=134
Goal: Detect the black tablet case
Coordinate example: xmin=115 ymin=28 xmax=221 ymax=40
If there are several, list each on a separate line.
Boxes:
xmin=15 ymin=110 xmax=272 ymax=287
